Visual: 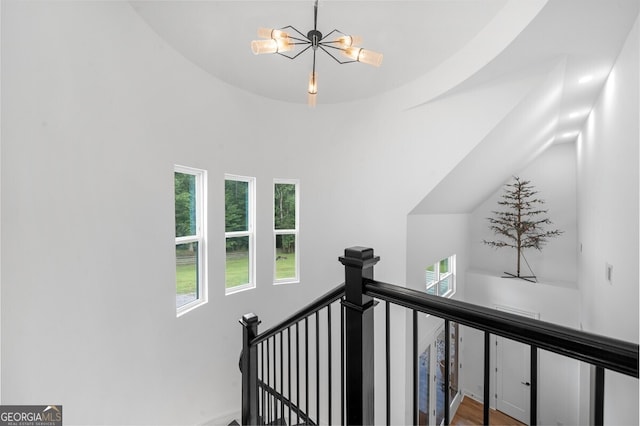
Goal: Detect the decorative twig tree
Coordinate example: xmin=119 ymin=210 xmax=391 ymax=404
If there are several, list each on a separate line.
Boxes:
xmin=483 ymin=176 xmax=562 ymax=282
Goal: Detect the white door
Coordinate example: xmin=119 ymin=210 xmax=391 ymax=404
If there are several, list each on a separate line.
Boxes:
xmin=434 ymin=323 xmax=461 ymax=426
xmin=495 ymin=306 xmax=539 ymax=425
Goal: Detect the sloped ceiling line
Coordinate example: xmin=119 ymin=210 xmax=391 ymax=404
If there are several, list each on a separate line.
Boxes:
xmin=410 ymin=58 xmax=568 ymax=215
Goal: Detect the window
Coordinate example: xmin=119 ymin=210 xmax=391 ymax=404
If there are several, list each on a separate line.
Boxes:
xmin=225 ymin=175 xmax=255 ymax=294
xmin=174 ymin=165 xmax=207 ymax=316
xmin=425 ymin=255 xmax=455 ymax=297
xmin=274 ymin=180 xmax=299 ymax=284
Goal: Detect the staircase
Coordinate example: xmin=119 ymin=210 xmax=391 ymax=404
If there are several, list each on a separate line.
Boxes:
xmin=237 ymin=247 xmax=639 ymax=426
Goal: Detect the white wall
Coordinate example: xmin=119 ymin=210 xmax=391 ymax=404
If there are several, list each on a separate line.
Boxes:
xmin=1 ymin=2 xmax=535 ymax=425
xmin=576 ymin=17 xmax=639 ymax=426
xmin=462 ymin=271 xmax=581 ymax=426
xmin=406 ymin=214 xmax=471 ymax=295
xmin=2 ymin=2 xmax=636 ymax=425
xmin=470 ymin=142 xmax=578 ymax=284
xmin=0 ymin=2 xmax=381 ymax=424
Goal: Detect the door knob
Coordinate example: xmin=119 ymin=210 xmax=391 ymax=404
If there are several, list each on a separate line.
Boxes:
xmin=521 ymin=381 xmax=531 ymax=386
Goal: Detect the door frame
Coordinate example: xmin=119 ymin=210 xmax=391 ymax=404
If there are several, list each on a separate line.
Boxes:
xmin=433 ymin=322 xmax=462 ymax=426
xmin=493 ymin=305 xmax=539 ymax=425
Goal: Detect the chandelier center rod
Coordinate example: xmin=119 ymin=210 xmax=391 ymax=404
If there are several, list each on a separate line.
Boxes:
xmin=307 ymin=30 xmax=323 ymax=51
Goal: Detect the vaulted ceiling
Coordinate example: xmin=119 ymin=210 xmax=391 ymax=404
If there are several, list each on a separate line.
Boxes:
xmin=130 ymin=0 xmax=638 ymax=110
xmin=129 ymin=0 xmax=639 ymax=213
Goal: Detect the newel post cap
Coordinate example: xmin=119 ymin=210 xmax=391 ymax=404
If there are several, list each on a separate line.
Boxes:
xmin=339 ymin=246 xmax=380 ymax=268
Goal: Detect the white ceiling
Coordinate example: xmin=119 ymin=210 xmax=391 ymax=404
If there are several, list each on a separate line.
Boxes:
xmin=130 ymin=0 xmax=509 ymax=104
xmin=129 ymin=0 xmax=639 ymax=116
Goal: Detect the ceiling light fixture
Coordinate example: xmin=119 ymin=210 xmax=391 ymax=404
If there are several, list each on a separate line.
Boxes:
xmin=251 ymin=0 xmax=383 ymax=106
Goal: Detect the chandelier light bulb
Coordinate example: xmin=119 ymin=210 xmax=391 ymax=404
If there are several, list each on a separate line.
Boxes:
xmin=358 ymin=49 xmax=383 ymax=67
xmin=251 ymin=37 xmax=294 ymax=55
xmin=336 ymin=35 xmax=362 ymax=48
xmin=308 ymin=93 xmax=317 ymax=108
xmin=308 ymin=72 xmax=318 ymax=95
xmin=257 ymin=27 xmax=290 ymax=40
xmin=251 ymin=39 xmax=277 ymax=55
xmin=343 ymin=47 xmax=383 ymax=67
xmin=276 ymin=37 xmax=294 ymax=52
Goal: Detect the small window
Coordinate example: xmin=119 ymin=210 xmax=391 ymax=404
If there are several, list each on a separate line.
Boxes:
xmin=274 ymin=180 xmax=299 ymax=284
xmin=174 ymin=165 xmax=207 ymax=316
xmin=425 ymin=255 xmax=455 ymax=297
xmin=225 ymin=175 xmax=256 ymax=294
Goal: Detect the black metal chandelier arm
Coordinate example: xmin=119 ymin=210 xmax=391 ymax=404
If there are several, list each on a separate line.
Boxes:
xmin=280 ymin=25 xmax=308 ymax=40
xmin=317 ymin=45 xmax=357 ymax=65
xmin=277 ymin=44 xmax=313 ymax=60
xmin=320 ymin=29 xmax=347 ymax=42
xmin=289 ymin=37 xmax=312 ymax=44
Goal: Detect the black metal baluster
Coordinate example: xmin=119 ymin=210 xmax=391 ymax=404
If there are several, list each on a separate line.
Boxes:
xmin=531 ymin=345 xmax=538 ymax=426
xmin=261 ymin=342 xmax=265 ymax=424
xmin=305 ymin=317 xmax=309 ymax=421
xmin=296 ymin=322 xmax=300 ymax=425
xmin=271 ymin=335 xmax=276 ymax=422
xmin=386 ymin=301 xmax=391 ymax=426
xmin=484 ymin=331 xmax=490 ymax=426
xmin=288 ymin=327 xmax=292 ymax=426
xmin=267 ymin=338 xmax=271 ymax=423
xmin=327 ymin=304 xmax=332 ymax=426
xmin=341 ymin=297 xmax=345 ymax=426
xmin=316 ymin=311 xmax=320 ymax=426
xmin=594 ymin=365 xmax=605 ymax=426
xmin=444 ymin=319 xmax=450 ymax=425
xmin=280 ymin=331 xmax=284 ymax=423
xmin=412 ymin=310 xmax=418 ymax=426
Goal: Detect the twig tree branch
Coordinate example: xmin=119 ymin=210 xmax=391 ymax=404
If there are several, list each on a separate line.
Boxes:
xmin=483 ymin=176 xmax=563 ymax=280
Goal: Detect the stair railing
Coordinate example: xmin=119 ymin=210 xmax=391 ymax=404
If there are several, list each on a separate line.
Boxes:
xmin=240 ymin=247 xmax=639 ymax=426
xmin=240 ymin=283 xmax=345 ymax=426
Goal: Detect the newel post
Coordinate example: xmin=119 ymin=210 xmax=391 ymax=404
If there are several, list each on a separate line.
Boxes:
xmin=240 ymin=313 xmax=260 ymax=426
xmin=339 ymin=246 xmax=380 ymax=426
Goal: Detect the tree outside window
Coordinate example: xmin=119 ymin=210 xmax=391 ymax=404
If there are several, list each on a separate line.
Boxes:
xmin=175 ymin=166 xmax=207 ymax=315
xmin=274 ymin=180 xmax=299 ymax=283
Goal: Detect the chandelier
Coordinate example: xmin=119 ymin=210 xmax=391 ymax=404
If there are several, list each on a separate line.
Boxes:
xmin=250 ymin=0 xmax=383 ymax=106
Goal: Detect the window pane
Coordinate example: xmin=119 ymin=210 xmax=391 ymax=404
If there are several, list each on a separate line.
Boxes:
xmin=176 ymin=242 xmax=198 ymax=307
xmin=274 ymin=183 xmax=296 ymax=230
xmin=226 ymin=236 xmax=249 ymax=288
xmin=275 ymin=234 xmax=296 ymax=280
xmin=440 ymin=258 xmax=449 ymax=274
xmin=438 ymin=275 xmax=451 ymax=296
xmin=225 ymin=179 xmax=249 ymax=232
xmin=175 ymin=172 xmax=197 ymax=237
xmin=425 ymin=265 xmax=436 ymax=284
xmin=426 ymin=284 xmax=437 ymax=295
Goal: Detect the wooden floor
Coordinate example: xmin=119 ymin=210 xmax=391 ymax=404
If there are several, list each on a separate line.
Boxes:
xmin=451 ymin=396 xmax=526 ymax=426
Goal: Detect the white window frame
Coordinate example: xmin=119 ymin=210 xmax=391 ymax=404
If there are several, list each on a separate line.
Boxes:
xmin=174 ymin=165 xmax=208 ymax=317
xmin=273 ymin=179 xmax=300 ymax=285
xmin=225 ymin=174 xmax=256 ymax=295
xmin=425 ymin=255 xmax=456 ymax=298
